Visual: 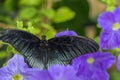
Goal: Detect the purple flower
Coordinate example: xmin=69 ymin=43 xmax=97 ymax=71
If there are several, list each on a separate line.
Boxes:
xmin=98 ymin=7 xmax=120 ymax=49
xmin=117 ymin=54 xmax=120 ymax=71
xmin=100 ymin=30 xmax=120 ymax=49
xmin=33 ymin=65 xmax=80 ymax=80
xmin=55 ymin=29 xmax=77 ymax=37
xmin=72 ymin=51 xmax=116 ymax=80
xmin=0 ymin=54 xmax=40 ymax=80
xmin=31 ymin=70 xmax=52 ymax=80
xmin=48 ymin=65 xmax=79 ymax=80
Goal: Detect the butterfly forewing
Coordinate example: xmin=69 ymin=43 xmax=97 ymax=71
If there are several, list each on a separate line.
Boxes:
xmin=48 ymin=36 xmax=99 ymax=62
xmin=0 ymin=29 xmax=99 ymax=69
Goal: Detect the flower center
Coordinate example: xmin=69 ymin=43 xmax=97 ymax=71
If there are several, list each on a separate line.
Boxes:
xmin=87 ymin=57 xmax=94 ymax=64
xmin=112 ymin=22 xmax=120 ymax=30
xmin=12 ymin=74 xmax=23 ymax=80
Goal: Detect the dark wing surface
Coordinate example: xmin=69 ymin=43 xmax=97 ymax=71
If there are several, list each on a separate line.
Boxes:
xmin=47 ymin=36 xmax=99 ymax=66
xmin=0 ymin=29 xmax=47 ymax=69
xmin=0 ymin=29 xmax=99 ymax=69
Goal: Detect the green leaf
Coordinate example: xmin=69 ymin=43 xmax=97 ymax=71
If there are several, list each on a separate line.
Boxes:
xmin=0 ymin=51 xmax=8 ymax=59
xmin=99 ymin=0 xmax=115 ymax=12
xmin=16 ymin=21 xmax=28 ymax=31
xmin=0 ymin=41 xmax=18 ymax=54
xmin=94 ymin=36 xmax=100 ymax=44
xmin=4 ymin=0 xmax=18 ymax=12
xmin=40 ymin=9 xmax=55 ymax=19
xmin=18 ymin=7 xmax=37 ymax=19
xmin=7 ymin=45 xmax=13 ymax=53
xmin=99 ymin=0 xmax=115 ymax=5
xmin=110 ymin=69 xmax=120 ymax=80
xmin=53 ymin=7 xmax=75 ymax=23
xmin=107 ymin=6 xmax=115 ymax=12
xmin=52 ymin=0 xmax=89 ymax=35
xmin=19 ymin=0 xmax=42 ymax=6
xmin=17 ymin=21 xmax=23 ymax=29
xmin=41 ymin=23 xmax=56 ymax=39
xmin=7 ymin=45 xmax=19 ymax=54
xmin=27 ymin=22 xmax=41 ymax=35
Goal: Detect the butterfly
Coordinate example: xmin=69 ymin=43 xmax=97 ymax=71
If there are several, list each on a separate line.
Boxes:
xmin=0 ymin=29 xmax=99 ymax=69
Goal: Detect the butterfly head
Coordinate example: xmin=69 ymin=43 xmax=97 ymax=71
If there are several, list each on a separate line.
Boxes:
xmin=39 ymin=35 xmax=48 ymax=48
xmin=41 ymin=35 xmax=46 ymax=41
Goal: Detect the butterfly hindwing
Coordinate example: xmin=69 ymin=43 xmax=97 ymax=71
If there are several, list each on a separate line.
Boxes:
xmin=0 ymin=29 xmax=99 ymax=69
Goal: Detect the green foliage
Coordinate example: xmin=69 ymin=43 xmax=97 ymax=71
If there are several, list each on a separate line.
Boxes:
xmin=19 ymin=0 xmax=43 ymax=6
xmin=99 ymin=0 xmax=115 ymax=11
xmin=27 ymin=22 xmax=41 ymax=35
xmin=95 ymin=36 xmax=100 ymax=44
xmin=53 ymin=0 xmax=89 ymax=35
xmin=7 ymin=45 xmax=19 ymax=54
xmin=53 ymin=7 xmax=75 ymax=23
xmin=17 ymin=21 xmax=23 ymax=29
xmin=99 ymin=0 xmax=115 ymax=5
xmin=17 ymin=21 xmax=41 ymax=35
xmin=18 ymin=7 xmax=38 ymax=20
xmin=40 ymin=9 xmax=55 ymax=19
xmin=0 ymin=41 xmax=18 ymax=54
xmin=41 ymin=23 xmax=56 ymax=39
xmin=4 ymin=0 xmax=18 ymax=12
xmin=110 ymin=69 xmax=120 ymax=80
xmin=0 ymin=51 xmax=8 ymax=59
xmin=16 ymin=21 xmax=56 ymax=39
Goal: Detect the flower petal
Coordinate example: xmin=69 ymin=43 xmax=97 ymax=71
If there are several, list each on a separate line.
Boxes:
xmin=55 ymin=29 xmax=77 ymax=37
xmin=30 ymin=70 xmax=52 ymax=80
xmin=91 ymin=70 xmax=109 ymax=80
xmin=113 ymin=7 xmax=120 ymax=22
xmin=0 ymin=67 xmax=12 ymax=80
xmin=6 ymin=54 xmax=28 ymax=74
xmin=100 ymin=30 xmax=117 ymax=50
xmin=98 ymin=12 xmax=115 ymax=30
xmin=72 ymin=51 xmax=114 ymax=80
xmin=94 ymin=52 xmax=115 ymax=69
xmin=48 ymin=65 xmax=79 ymax=80
xmin=0 ymin=54 xmax=41 ymax=80
xmin=114 ymin=31 xmax=120 ymax=48
xmin=117 ymin=54 xmax=120 ymax=71
xmin=22 ymin=68 xmax=42 ymax=80
xmin=72 ymin=54 xmax=89 ymax=70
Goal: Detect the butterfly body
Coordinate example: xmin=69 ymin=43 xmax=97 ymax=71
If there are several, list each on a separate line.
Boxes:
xmin=0 ymin=29 xmax=99 ymax=69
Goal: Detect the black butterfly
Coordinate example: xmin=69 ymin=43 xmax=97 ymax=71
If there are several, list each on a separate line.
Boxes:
xmin=0 ymin=29 xmax=99 ymax=69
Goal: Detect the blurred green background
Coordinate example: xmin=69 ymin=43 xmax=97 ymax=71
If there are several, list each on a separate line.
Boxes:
xmin=0 ymin=0 xmax=120 ymax=79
